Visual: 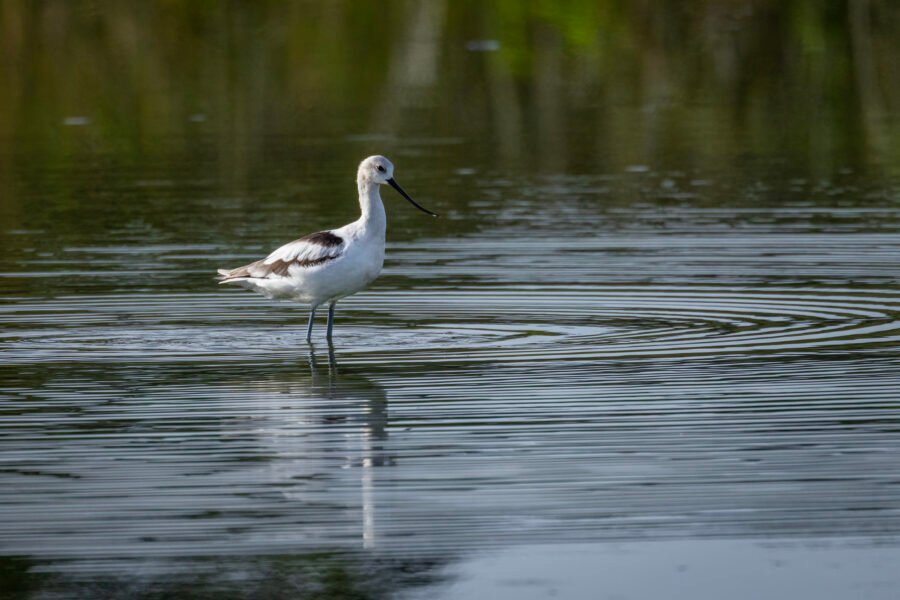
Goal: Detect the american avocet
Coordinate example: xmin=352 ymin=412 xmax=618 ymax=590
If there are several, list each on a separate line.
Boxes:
xmin=217 ymin=155 xmax=437 ymax=342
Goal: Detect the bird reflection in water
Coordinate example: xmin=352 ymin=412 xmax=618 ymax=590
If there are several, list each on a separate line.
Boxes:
xmin=307 ymin=342 xmax=390 ymax=549
xmin=240 ymin=341 xmax=392 ymax=550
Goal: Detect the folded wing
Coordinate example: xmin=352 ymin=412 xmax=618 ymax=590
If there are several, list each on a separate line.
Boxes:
xmin=217 ymin=231 xmax=345 ymax=282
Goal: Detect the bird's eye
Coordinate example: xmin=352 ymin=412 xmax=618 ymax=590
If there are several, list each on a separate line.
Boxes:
xmin=377 ymin=165 xmax=386 ymax=173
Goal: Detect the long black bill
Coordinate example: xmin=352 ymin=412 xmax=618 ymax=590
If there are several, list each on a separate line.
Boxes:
xmin=387 ymin=178 xmax=438 ymax=217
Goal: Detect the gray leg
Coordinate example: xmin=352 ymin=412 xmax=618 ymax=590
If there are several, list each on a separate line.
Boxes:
xmin=307 ymin=346 xmax=318 ymax=372
xmin=326 ymin=339 xmax=337 ymax=374
xmin=306 ymin=305 xmax=318 ymax=343
xmin=326 ymin=302 xmax=337 ymax=339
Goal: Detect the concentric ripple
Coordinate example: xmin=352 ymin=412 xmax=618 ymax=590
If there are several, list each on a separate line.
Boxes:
xmin=2 ymin=284 xmax=898 ymax=365
xmin=356 ymin=285 xmax=900 ymax=361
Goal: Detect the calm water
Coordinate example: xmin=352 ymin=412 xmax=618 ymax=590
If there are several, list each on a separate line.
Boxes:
xmin=2 ymin=2 xmax=900 ymax=598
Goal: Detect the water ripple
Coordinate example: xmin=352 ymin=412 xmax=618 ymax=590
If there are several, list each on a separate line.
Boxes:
xmin=2 ymin=285 xmax=898 ymax=365
xmin=3 ymin=168 xmax=900 ymax=593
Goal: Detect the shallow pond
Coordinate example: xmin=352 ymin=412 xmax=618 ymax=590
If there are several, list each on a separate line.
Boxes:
xmin=2 ymin=2 xmax=900 ymax=598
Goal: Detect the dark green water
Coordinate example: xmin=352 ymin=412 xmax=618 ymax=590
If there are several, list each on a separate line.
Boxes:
xmin=2 ymin=2 xmax=900 ymax=598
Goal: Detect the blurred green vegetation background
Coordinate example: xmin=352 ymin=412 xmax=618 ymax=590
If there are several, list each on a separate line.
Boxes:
xmin=1 ymin=0 xmax=898 ymax=186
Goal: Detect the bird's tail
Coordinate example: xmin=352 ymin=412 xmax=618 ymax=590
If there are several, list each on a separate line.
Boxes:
xmin=216 ymin=268 xmax=243 ymax=283
xmin=217 ymin=263 xmax=260 ymax=284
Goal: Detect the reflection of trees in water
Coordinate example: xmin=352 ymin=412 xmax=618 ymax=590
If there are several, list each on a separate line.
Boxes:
xmin=0 ymin=551 xmax=445 ymax=599
xmin=1 ymin=1 xmax=898 ymax=180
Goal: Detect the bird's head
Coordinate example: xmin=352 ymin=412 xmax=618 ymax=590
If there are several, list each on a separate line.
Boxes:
xmin=358 ymin=155 xmax=395 ymax=185
xmin=357 ymin=155 xmax=438 ymax=217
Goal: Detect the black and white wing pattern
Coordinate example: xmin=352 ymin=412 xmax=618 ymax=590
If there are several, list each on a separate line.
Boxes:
xmin=217 ymin=231 xmax=345 ymax=281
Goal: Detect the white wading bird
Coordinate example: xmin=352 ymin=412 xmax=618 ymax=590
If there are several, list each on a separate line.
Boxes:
xmin=217 ymin=155 xmax=437 ymax=342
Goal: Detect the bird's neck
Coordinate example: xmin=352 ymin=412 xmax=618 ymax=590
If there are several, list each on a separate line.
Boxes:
xmin=358 ymin=180 xmax=386 ymax=236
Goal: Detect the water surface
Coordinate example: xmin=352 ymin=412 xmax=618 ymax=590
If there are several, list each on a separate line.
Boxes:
xmin=2 ymin=2 xmax=900 ymax=598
